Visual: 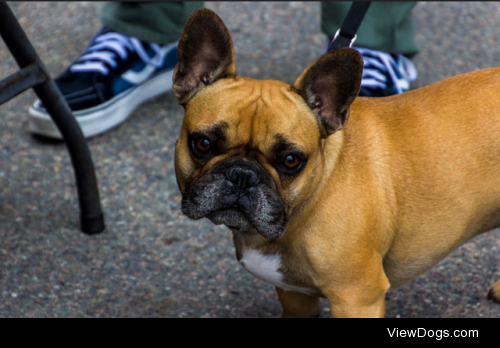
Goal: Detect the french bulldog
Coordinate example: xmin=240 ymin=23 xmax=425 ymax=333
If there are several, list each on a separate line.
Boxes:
xmin=172 ymin=8 xmax=500 ymax=317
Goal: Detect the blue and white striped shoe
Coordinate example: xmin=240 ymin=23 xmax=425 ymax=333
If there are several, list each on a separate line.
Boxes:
xmin=354 ymin=46 xmax=417 ymax=97
xmin=28 ymin=27 xmax=178 ymax=139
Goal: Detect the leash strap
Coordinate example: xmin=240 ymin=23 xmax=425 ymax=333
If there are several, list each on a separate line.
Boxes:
xmin=327 ymin=2 xmax=371 ymax=53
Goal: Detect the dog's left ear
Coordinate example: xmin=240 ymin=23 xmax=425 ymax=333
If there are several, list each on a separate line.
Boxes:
xmin=173 ymin=8 xmax=236 ymax=104
xmin=293 ymin=48 xmax=363 ymax=137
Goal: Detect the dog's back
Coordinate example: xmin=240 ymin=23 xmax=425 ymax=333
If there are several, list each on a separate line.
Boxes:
xmin=344 ymin=67 xmax=500 ymax=285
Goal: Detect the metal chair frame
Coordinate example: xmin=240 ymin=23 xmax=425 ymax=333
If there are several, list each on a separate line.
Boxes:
xmin=0 ymin=2 xmax=105 ymax=234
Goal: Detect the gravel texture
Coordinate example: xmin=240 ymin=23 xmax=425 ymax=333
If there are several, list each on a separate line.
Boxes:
xmin=0 ymin=2 xmax=499 ymax=318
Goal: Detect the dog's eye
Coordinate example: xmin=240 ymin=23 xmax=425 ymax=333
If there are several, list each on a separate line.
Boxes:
xmin=284 ymin=155 xmax=300 ymax=169
xmin=195 ymin=137 xmax=211 ymax=152
xmin=281 ymin=154 xmax=304 ymax=172
xmin=191 ymin=136 xmax=214 ymax=158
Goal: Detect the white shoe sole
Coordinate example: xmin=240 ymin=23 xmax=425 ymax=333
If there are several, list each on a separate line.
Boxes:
xmin=28 ymin=69 xmax=174 ymax=139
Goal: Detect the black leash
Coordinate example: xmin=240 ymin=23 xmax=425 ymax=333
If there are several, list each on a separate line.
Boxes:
xmin=327 ymin=2 xmax=371 ymax=53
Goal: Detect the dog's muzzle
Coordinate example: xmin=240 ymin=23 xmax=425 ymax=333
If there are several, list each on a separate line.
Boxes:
xmin=181 ymin=159 xmax=288 ymax=239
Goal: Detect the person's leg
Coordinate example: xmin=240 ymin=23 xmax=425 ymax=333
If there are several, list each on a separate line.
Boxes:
xmin=101 ymin=2 xmax=203 ymax=44
xmin=322 ymin=1 xmax=418 ymax=55
xmin=28 ymin=2 xmax=204 ymax=139
xmin=321 ymin=1 xmax=418 ymax=96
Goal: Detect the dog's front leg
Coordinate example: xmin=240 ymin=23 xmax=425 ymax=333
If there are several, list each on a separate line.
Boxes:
xmin=275 ymin=287 xmax=321 ymax=318
xmin=326 ymin=289 xmax=387 ymax=318
xmin=323 ymin=261 xmax=390 ymax=318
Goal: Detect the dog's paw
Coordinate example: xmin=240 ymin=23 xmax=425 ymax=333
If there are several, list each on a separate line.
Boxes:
xmin=487 ymin=280 xmax=500 ymax=304
xmin=273 ymin=310 xmax=321 ymax=319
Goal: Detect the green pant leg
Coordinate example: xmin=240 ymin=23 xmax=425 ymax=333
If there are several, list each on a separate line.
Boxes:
xmin=321 ymin=1 xmax=419 ymax=55
xmin=100 ymin=2 xmax=204 ymax=44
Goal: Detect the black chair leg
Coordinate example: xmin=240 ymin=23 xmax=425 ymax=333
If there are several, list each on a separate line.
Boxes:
xmin=0 ymin=2 xmax=105 ymax=234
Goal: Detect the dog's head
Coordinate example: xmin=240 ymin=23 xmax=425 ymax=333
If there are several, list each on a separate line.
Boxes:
xmin=173 ymin=8 xmax=363 ymax=239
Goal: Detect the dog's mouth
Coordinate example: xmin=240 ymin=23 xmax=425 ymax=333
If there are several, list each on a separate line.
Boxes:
xmin=204 ymin=205 xmax=287 ymax=239
xmin=180 ymin=161 xmax=289 ymax=240
xmin=207 ymin=207 xmax=252 ymax=232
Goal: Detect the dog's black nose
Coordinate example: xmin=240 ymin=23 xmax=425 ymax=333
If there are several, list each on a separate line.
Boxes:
xmin=226 ymin=162 xmax=261 ymax=190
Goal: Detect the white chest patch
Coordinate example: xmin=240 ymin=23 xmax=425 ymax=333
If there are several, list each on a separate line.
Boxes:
xmin=239 ymin=248 xmax=316 ymax=296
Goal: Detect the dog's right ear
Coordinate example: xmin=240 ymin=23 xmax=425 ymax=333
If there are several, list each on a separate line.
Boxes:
xmin=173 ymin=8 xmax=236 ymax=105
xmin=293 ymin=48 xmax=363 ymax=138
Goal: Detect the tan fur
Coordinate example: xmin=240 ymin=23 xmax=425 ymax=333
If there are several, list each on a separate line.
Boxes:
xmin=174 ymin=8 xmax=500 ymax=318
